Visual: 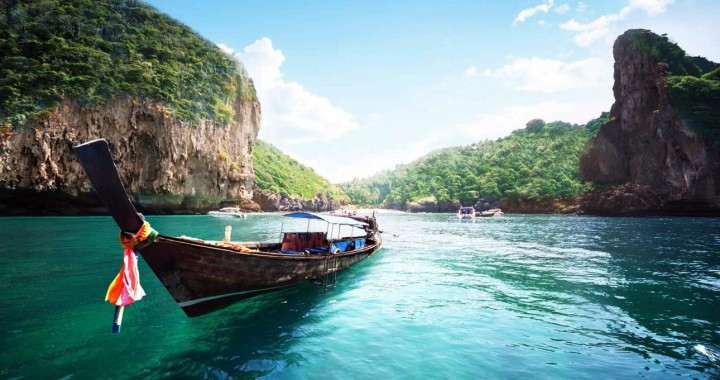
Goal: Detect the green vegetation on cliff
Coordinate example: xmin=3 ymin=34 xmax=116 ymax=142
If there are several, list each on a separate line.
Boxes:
xmin=0 ymin=0 xmax=255 ymax=126
xmin=667 ymin=75 xmax=720 ymax=147
xmin=253 ymin=140 xmax=348 ymax=202
xmin=341 ymin=116 xmax=606 ymax=207
xmin=625 ymin=29 xmax=720 ymax=147
xmin=626 ymin=29 xmax=702 ymax=77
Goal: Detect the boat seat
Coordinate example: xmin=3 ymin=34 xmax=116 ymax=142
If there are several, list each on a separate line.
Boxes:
xmin=281 ymin=232 xmax=328 ymax=252
xmin=281 ymin=233 xmax=300 ymax=251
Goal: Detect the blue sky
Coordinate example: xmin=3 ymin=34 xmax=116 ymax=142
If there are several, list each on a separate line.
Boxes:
xmin=144 ymin=0 xmax=720 ymax=183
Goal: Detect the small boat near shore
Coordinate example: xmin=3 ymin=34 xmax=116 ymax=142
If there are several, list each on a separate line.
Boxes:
xmin=458 ymin=206 xmax=476 ymax=221
xmin=74 ymin=139 xmax=383 ymax=318
xmin=477 ymin=208 xmax=504 ymax=217
xmin=208 ymin=207 xmax=246 ymax=219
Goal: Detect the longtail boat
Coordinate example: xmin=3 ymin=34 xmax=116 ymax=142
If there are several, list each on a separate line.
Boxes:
xmin=74 ymin=139 xmax=383 ymax=318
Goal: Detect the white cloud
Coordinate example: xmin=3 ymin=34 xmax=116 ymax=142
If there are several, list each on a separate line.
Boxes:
xmin=555 ymin=3 xmax=570 ymax=14
xmin=223 ymin=38 xmax=358 ymax=144
xmin=217 ymin=43 xmax=233 ymax=55
xmin=559 ymin=7 xmax=631 ymax=47
xmin=232 ymin=39 xmax=283 ymax=92
xmin=455 ymin=100 xmax=611 ymax=141
xmin=577 ymin=2 xmax=588 ymax=13
xmin=513 ymin=0 xmax=554 ymax=26
xmin=560 ymin=0 xmax=675 ymax=47
xmin=464 ymin=65 xmax=478 ymax=77
xmin=629 ymin=0 xmax=673 ymax=15
xmin=484 ymin=56 xmax=610 ymax=93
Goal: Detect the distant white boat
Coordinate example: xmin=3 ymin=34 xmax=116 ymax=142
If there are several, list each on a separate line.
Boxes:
xmin=458 ymin=206 xmax=476 ymax=220
xmin=477 ymin=208 xmax=504 ymax=217
xmin=208 ymin=207 xmax=246 ymax=219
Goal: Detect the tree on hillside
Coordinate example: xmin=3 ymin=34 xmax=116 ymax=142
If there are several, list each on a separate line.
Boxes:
xmin=339 ymin=115 xmax=610 ymax=207
xmin=526 ymin=119 xmax=545 ymax=132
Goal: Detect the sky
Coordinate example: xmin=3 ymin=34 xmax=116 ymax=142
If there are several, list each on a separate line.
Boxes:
xmin=143 ymin=0 xmax=720 ymax=183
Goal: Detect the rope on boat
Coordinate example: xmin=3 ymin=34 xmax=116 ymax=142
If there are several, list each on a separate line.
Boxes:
xmin=105 ymin=221 xmax=158 ymax=333
xmin=119 ymin=221 xmax=158 ymax=249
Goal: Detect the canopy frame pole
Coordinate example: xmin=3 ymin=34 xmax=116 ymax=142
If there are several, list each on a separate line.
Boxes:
xmin=279 ymin=217 xmax=285 ymax=243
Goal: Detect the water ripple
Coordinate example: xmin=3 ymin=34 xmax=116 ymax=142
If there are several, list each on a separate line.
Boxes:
xmin=1 ymin=215 xmax=719 ymax=379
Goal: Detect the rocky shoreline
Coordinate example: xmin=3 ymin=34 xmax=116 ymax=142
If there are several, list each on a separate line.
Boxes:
xmin=377 ymin=197 xmax=578 ymax=215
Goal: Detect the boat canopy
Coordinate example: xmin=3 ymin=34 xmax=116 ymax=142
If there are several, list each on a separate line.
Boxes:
xmin=283 ymin=212 xmax=368 ymax=226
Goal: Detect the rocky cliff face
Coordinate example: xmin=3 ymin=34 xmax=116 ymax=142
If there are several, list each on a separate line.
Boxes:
xmin=404 ymin=199 xmax=457 ymax=213
xmin=253 ymin=189 xmax=341 ymax=212
xmin=499 ymin=198 xmax=578 ymax=214
xmin=579 ymin=31 xmax=720 ymax=215
xmin=0 ymin=96 xmax=261 ymax=215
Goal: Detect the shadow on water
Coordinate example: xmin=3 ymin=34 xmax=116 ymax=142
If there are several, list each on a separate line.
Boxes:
xmin=137 ymin=284 xmax=325 ymax=379
xmin=137 ymin=253 xmax=383 ymax=379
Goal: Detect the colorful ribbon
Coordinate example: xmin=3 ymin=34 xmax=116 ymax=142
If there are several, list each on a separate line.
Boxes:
xmin=105 ymin=221 xmax=158 ymax=306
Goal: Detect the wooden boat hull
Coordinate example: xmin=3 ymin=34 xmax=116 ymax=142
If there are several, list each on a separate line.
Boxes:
xmin=139 ymin=235 xmax=382 ymax=317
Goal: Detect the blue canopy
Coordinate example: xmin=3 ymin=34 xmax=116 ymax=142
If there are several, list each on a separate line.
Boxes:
xmin=283 ymin=212 xmax=368 ymax=226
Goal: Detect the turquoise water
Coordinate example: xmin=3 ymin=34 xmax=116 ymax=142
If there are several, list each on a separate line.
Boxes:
xmin=1 ymin=213 xmax=719 ymax=379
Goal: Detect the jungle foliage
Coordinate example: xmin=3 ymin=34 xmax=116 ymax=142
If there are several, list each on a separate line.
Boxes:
xmin=626 ymin=29 xmax=720 ymax=147
xmin=341 ymin=115 xmax=608 ymax=207
xmin=0 ymin=0 xmax=255 ymax=126
xmin=252 ymin=140 xmax=349 ymax=202
xmin=667 ymin=75 xmax=720 ymax=147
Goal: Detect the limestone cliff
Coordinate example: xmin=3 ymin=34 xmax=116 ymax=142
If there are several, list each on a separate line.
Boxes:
xmin=579 ymin=30 xmax=720 ymax=215
xmin=0 ymin=96 xmax=260 ymax=215
xmin=0 ymin=0 xmax=264 ymax=215
xmin=253 ymin=190 xmax=341 ymax=212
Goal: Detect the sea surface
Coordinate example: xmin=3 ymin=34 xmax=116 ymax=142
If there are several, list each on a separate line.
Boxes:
xmin=1 ymin=213 xmax=719 ymax=379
